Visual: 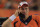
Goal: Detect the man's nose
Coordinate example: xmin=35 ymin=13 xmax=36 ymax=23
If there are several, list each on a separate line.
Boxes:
xmin=23 ymin=10 xmax=26 ymax=12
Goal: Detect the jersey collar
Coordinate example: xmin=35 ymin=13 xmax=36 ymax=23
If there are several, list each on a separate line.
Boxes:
xmin=19 ymin=15 xmax=32 ymax=25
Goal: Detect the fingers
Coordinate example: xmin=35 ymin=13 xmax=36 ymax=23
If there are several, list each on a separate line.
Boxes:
xmin=14 ymin=9 xmax=21 ymax=17
xmin=17 ymin=9 xmax=20 ymax=14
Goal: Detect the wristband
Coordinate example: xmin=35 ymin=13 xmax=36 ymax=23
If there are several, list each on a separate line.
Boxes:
xmin=9 ymin=14 xmax=16 ymax=21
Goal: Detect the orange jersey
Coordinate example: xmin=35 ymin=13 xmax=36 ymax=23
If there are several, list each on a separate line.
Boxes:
xmin=11 ymin=15 xmax=40 ymax=27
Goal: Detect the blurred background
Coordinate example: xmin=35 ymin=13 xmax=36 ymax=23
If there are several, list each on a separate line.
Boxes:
xmin=0 ymin=0 xmax=40 ymax=27
xmin=0 ymin=0 xmax=40 ymax=17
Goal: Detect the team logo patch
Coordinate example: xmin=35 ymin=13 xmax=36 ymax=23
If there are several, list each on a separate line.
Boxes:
xmin=25 ymin=22 xmax=27 ymax=25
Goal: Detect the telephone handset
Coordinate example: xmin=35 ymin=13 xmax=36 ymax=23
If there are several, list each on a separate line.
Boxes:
xmin=18 ymin=12 xmax=25 ymax=19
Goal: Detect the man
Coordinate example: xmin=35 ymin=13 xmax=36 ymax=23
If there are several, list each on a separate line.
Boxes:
xmin=2 ymin=2 xmax=40 ymax=27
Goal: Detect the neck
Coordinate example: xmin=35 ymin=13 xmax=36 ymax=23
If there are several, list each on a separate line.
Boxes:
xmin=23 ymin=15 xmax=29 ymax=21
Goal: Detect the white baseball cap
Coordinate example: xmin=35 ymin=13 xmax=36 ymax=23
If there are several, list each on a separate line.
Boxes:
xmin=18 ymin=1 xmax=29 ymax=8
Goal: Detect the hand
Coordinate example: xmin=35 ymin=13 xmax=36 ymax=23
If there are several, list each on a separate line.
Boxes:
xmin=14 ymin=9 xmax=20 ymax=17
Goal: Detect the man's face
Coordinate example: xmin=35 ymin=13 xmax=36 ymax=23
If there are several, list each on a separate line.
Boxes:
xmin=19 ymin=6 xmax=29 ymax=18
xmin=19 ymin=7 xmax=29 ymax=15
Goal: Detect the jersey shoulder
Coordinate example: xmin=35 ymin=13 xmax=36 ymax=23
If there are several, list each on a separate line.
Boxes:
xmin=32 ymin=15 xmax=40 ymax=22
xmin=32 ymin=15 xmax=40 ymax=19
